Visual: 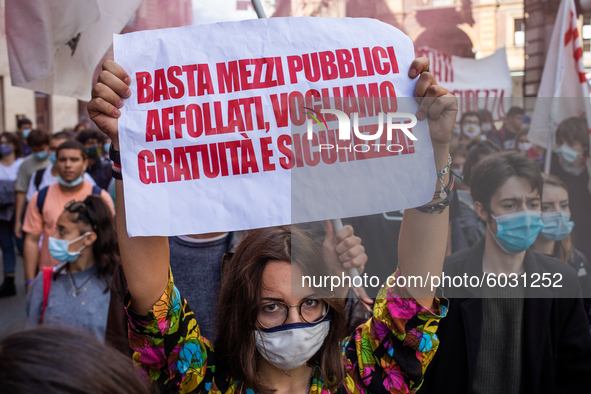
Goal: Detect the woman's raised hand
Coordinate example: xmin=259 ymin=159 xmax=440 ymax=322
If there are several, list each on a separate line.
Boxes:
xmin=409 ymin=57 xmax=457 ymax=149
xmin=87 ymin=60 xmax=132 ymax=149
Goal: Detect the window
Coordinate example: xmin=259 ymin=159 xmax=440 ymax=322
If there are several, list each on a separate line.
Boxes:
xmin=583 ymin=18 xmax=591 ymax=58
xmin=514 ymin=18 xmax=525 ymax=47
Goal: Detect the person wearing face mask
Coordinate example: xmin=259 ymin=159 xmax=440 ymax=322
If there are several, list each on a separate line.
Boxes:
xmin=531 ymin=174 xmax=591 ymax=324
xmin=88 ymin=58 xmax=454 ymax=393
xmin=25 ymin=196 xmax=119 ymax=342
xmin=0 ymin=132 xmax=25 ymax=297
xmin=488 ymin=106 xmax=524 ymax=150
xmin=458 ymin=111 xmax=482 ymax=142
xmin=14 ymin=130 xmax=52 ymax=242
xmin=16 ymin=118 xmax=33 ymax=156
xmin=549 ymin=117 xmax=591 ymax=263
xmin=22 ymin=140 xmax=114 ymax=293
xmin=26 ymin=132 xmax=96 ymax=202
xmin=421 ymin=151 xmax=591 ymax=394
xmin=514 ymin=130 xmax=532 ymax=154
xmin=477 ymin=109 xmax=496 ymax=138
xmin=76 ymin=129 xmax=112 ymax=190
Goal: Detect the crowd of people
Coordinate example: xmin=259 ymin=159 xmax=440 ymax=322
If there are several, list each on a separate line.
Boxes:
xmin=0 ymin=56 xmax=590 ymax=393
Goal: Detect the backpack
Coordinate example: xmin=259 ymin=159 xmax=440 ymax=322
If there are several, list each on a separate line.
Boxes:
xmin=33 ymin=167 xmax=47 ymax=191
xmin=41 ymin=267 xmax=53 ymax=324
xmin=37 ymin=185 xmax=102 ymax=214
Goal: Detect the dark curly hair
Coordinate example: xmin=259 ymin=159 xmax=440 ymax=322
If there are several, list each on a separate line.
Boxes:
xmin=63 ymin=195 xmax=119 ymax=284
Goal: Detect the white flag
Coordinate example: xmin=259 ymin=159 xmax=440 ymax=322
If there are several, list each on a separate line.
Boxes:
xmin=528 ymin=0 xmax=591 ymax=177
xmin=6 ymin=0 xmax=142 ymax=101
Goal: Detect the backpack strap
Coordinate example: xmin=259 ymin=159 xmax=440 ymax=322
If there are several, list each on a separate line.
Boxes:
xmin=37 ymin=186 xmax=50 ymax=215
xmin=91 ymin=185 xmax=102 ymax=195
xmin=34 ymin=167 xmax=46 ymax=190
xmin=41 ymin=267 xmax=53 ymax=324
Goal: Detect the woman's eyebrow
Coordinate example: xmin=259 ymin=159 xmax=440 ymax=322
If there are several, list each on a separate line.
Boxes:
xmin=260 ymin=297 xmax=284 ymax=302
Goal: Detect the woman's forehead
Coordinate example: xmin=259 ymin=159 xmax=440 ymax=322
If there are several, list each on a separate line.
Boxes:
xmin=260 ymin=261 xmax=313 ymax=301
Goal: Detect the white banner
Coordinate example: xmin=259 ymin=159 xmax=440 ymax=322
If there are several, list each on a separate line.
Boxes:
xmin=114 ymin=17 xmax=437 ymax=236
xmin=416 ymin=46 xmax=512 ymax=122
xmin=6 ymin=0 xmax=142 ymax=101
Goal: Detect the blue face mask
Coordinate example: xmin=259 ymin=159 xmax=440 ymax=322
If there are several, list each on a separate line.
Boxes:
xmin=0 ymin=144 xmax=13 ymax=156
xmin=33 ymin=150 xmax=48 ymax=160
xmin=48 ymin=232 xmax=91 ymax=262
xmin=22 ymin=128 xmax=32 ymax=138
xmin=490 ymin=210 xmax=543 ymax=254
xmin=103 ymin=143 xmax=111 ymax=155
xmin=540 ymin=211 xmax=574 ymax=241
xmin=556 ymin=144 xmax=581 ymax=164
xmin=57 ymin=176 xmax=84 ymax=187
xmin=49 ymin=152 xmax=56 ymax=165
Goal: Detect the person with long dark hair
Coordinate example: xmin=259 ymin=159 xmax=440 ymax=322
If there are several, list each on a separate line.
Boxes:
xmin=88 ymin=57 xmax=456 ymax=393
xmin=0 ymin=132 xmax=25 ymax=297
xmin=26 ymin=195 xmax=119 ymax=342
xmin=531 ymin=173 xmax=591 ymax=323
xmin=0 ymin=326 xmax=152 ymax=393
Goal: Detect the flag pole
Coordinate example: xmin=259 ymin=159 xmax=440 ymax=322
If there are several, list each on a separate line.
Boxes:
xmin=251 ymin=0 xmax=267 ymax=18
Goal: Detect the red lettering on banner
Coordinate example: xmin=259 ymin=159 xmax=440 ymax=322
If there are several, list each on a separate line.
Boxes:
xmin=241 ymin=139 xmax=259 ymax=174
xmin=155 ymin=148 xmax=174 ymax=183
xmin=154 ymin=69 xmax=171 ymax=102
xmin=167 ymin=66 xmax=185 ymax=99
xmin=136 ymin=72 xmax=153 ymax=104
xmin=372 ymin=47 xmax=390 ymax=75
xmin=302 ymin=131 xmax=320 ymax=167
xmin=287 ymin=55 xmax=303 ymax=84
xmin=173 ymin=147 xmax=192 ymax=181
xmin=260 ymin=137 xmax=275 ymax=172
xmin=319 ymin=51 xmax=338 ymax=80
xmin=303 ymin=54 xmax=321 ymax=82
xmin=217 ymin=61 xmax=240 ymax=93
xmin=138 ymin=150 xmax=156 ymax=184
xmin=336 ymin=49 xmax=355 ymax=78
xmin=277 ymin=134 xmax=293 ymax=169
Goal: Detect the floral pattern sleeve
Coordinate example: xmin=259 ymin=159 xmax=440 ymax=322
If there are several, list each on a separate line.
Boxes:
xmin=125 ymin=271 xmax=225 ymax=393
xmin=340 ymin=270 xmax=448 ymax=394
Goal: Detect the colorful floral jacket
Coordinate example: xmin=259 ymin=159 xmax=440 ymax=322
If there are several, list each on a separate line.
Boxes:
xmin=126 ymin=271 xmax=448 ymax=394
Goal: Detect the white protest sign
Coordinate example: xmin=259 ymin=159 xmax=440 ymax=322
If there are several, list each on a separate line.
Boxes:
xmin=416 ymin=46 xmax=512 ymax=122
xmin=114 ymin=17 xmax=436 ymax=236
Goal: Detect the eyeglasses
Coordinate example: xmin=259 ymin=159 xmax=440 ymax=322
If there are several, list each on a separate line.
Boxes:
xmin=257 ymin=298 xmax=329 ymax=329
xmin=65 ymin=200 xmax=96 ymax=231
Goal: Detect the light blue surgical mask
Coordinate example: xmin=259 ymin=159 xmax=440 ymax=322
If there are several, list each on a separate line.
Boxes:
xmin=540 ymin=211 xmax=574 ymax=241
xmin=22 ymin=128 xmax=32 ymax=138
xmin=48 ymin=232 xmax=91 ymax=262
xmin=57 ymin=175 xmax=83 ymax=187
xmin=33 ymin=150 xmax=48 ymax=160
xmin=104 ymin=143 xmax=111 ymax=155
xmin=556 ymin=144 xmax=581 ymax=164
xmin=49 ymin=152 xmax=56 ymax=165
xmin=490 ymin=210 xmax=543 ymax=254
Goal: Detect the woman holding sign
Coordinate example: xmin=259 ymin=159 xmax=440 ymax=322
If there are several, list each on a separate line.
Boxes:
xmin=88 ymin=57 xmax=457 ymax=393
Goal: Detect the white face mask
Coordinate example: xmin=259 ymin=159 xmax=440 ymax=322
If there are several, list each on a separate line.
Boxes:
xmin=255 ymin=320 xmax=330 ymax=371
xmin=481 ymin=123 xmax=493 ymax=133
xmin=462 ymin=124 xmax=481 ymax=138
xmin=518 ymin=142 xmax=532 ymax=152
